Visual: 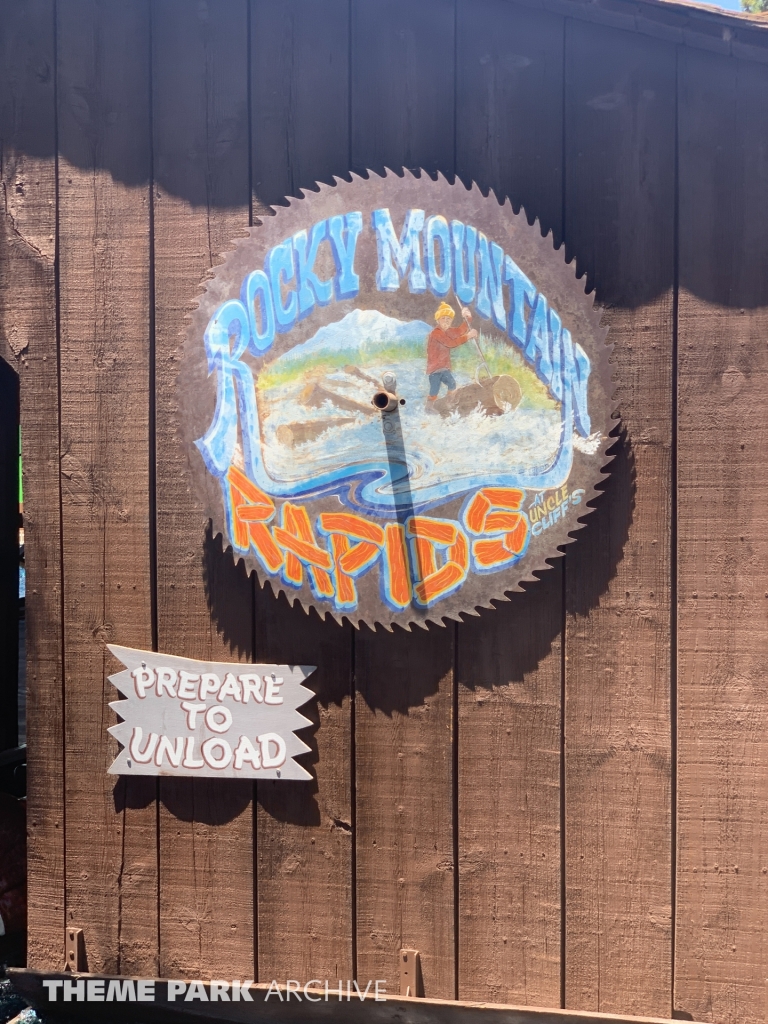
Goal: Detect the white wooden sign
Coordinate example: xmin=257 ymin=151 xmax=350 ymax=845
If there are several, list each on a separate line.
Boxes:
xmin=107 ymin=644 xmax=316 ymax=780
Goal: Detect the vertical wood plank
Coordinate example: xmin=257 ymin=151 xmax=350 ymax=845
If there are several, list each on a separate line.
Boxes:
xmin=563 ymin=21 xmax=675 ymax=1016
xmin=57 ymin=0 xmax=157 ymax=974
xmin=351 ymin=0 xmax=455 ymax=177
xmin=456 ymin=0 xmax=564 ymax=242
xmin=355 ymin=626 xmax=455 ymax=999
xmin=151 ymin=0 xmax=254 ymax=980
xmin=350 ymin=0 xmax=457 ymax=997
xmin=675 ymin=50 xmax=768 ymax=1024
xmin=250 ymin=0 xmax=354 ymax=982
xmin=251 ymin=0 xmax=350 ymax=206
xmin=254 ymin=592 xmax=353 ymax=983
xmin=455 ymin=0 xmax=564 ymax=1005
xmin=0 ymin=0 xmax=62 ymax=966
xmin=457 ymin=579 xmax=563 ymax=1005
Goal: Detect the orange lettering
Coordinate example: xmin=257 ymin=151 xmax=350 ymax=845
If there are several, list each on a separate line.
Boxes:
xmin=318 ymin=513 xmax=411 ymax=611
xmin=462 ymin=487 xmax=530 ymax=571
xmin=274 ymin=502 xmax=334 ymax=597
xmin=226 ymin=466 xmax=284 ymax=573
xmin=406 ymin=516 xmax=469 ymax=607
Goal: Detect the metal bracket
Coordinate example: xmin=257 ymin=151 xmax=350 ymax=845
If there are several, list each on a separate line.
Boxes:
xmin=399 ymin=948 xmax=422 ymax=997
xmin=64 ymin=927 xmax=85 ymax=972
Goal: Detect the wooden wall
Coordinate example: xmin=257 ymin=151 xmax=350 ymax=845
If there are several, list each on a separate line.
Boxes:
xmin=1 ymin=0 xmax=768 ymax=1020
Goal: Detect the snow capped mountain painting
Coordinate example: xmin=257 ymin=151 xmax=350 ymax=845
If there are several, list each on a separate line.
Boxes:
xmin=283 ymin=308 xmax=431 ymax=358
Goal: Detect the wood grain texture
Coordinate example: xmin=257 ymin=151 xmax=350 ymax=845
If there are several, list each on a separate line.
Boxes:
xmin=57 ymin=0 xmax=157 ymax=975
xmin=151 ymin=0 xmax=255 ymax=980
xmin=254 ymin=591 xmax=353 ymax=982
xmin=251 ymin=0 xmax=350 ymax=206
xmin=250 ymin=1 xmax=354 ymax=981
xmin=457 ymin=577 xmax=563 ymax=1006
xmin=563 ymin=21 xmax=675 ymax=1016
xmin=675 ymin=49 xmax=768 ymax=1024
xmin=355 ymin=625 xmax=455 ymax=999
xmin=455 ymin=4 xmax=564 ymax=1003
xmin=351 ymin=0 xmax=455 ymax=178
xmin=0 ymin=0 xmax=62 ymax=967
xmin=350 ymin=4 xmax=457 ymax=993
xmin=455 ymin=0 xmax=564 ymax=243
xmin=10 ymin=967 xmax=728 ymax=1024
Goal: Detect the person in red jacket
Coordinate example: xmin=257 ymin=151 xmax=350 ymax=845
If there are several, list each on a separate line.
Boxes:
xmin=425 ymin=301 xmax=478 ymax=410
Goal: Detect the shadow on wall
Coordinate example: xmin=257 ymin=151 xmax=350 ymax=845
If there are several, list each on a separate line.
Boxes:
xmin=201 ymin=427 xmax=635 ymax=694
xmin=109 ymin=435 xmax=634 ymax=827
xmin=3 ymin=0 xmax=768 ymax=311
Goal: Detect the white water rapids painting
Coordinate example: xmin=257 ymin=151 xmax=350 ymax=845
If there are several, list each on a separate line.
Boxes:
xmin=240 ymin=310 xmax=565 ymax=512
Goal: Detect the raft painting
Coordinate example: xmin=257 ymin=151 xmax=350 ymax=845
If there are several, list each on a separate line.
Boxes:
xmin=183 ymin=174 xmax=612 ymax=625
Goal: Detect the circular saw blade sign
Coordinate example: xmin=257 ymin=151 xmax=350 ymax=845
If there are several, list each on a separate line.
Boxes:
xmin=181 ymin=171 xmax=613 ymax=629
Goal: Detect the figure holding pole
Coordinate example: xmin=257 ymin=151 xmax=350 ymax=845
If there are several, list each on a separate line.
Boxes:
xmin=425 ymin=302 xmax=478 ymax=413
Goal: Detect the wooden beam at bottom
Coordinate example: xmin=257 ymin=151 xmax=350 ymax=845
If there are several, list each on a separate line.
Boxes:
xmin=10 ymin=971 xmax=704 ymax=1024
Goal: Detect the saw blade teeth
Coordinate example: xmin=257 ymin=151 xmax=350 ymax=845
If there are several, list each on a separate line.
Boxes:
xmin=184 ymin=169 xmax=616 ymax=630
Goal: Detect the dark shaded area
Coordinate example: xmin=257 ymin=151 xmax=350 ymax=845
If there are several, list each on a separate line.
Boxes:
xmin=456 ymin=0 xmax=565 ymax=247
xmin=356 ymin=617 xmax=454 ymax=716
xmin=679 ymin=48 xmax=768 ymax=309
xmin=112 ymin=776 xmax=156 ymax=815
xmin=0 ymin=360 xmax=19 ymax=753
xmin=0 ymin=793 xmax=26 ymax=965
xmin=0 ymin=976 xmax=29 ymax=1020
xmin=457 ymin=564 xmax=564 ymax=691
xmin=252 ymin=583 xmax=352 ymax=825
xmin=351 ymin=0 xmax=455 ymax=179
xmin=0 ymin=747 xmax=26 ymax=801
xmin=3 ymin=2 xmax=768 ymax=309
xmin=564 ymin=19 xmax=677 ymax=310
xmin=251 ymin=0 xmax=350 ymax=209
xmin=202 ymin=526 xmax=255 ymax=661
xmin=159 ymin=778 xmax=253 ymax=827
xmin=565 ymin=429 xmax=636 ymax=619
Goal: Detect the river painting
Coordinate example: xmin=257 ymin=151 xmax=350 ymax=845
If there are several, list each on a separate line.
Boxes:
xmin=233 ymin=308 xmax=566 ymax=516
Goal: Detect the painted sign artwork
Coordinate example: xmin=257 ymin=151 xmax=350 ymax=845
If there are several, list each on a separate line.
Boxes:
xmin=107 ymin=646 xmax=316 ymax=780
xmin=181 ymin=172 xmax=613 ymax=628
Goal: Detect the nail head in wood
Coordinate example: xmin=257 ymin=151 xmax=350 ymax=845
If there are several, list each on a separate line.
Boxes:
xmin=399 ymin=948 xmax=422 ymax=997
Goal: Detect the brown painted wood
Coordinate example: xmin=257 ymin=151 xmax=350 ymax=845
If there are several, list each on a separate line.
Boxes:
xmin=456 ymin=0 xmax=565 ymax=244
xmin=351 ymin=0 xmax=455 ymax=178
xmin=56 ymin=0 xmax=157 ymax=974
xmin=355 ymin=625 xmax=455 ymax=999
xmin=455 ymin=4 xmax=564 ymax=1005
xmin=250 ymin=0 xmax=354 ymax=983
xmin=0 ymin=0 xmax=62 ymax=967
xmin=253 ymin=591 xmax=353 ymax=983
xmin=457 ymin=579 xmax=563 ymax=1006
xmin=251 ymin=0 xmax=350 ymax=206
xmin=350 ymin=0 xmax=457 ymax=997
xmin=151 ymin=0 xmax=255 ymax=980
xmin=675 ymin=49 xmax=768 ymax=1024
xmin=10 ymin=969 xmax=690 ymax=1024
xmin=563 ymin=21 xmax=675 ymax=1017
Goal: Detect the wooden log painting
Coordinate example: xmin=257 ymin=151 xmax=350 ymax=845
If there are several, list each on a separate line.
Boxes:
xmin=181 ymin=172 xmax=614 ymax=628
